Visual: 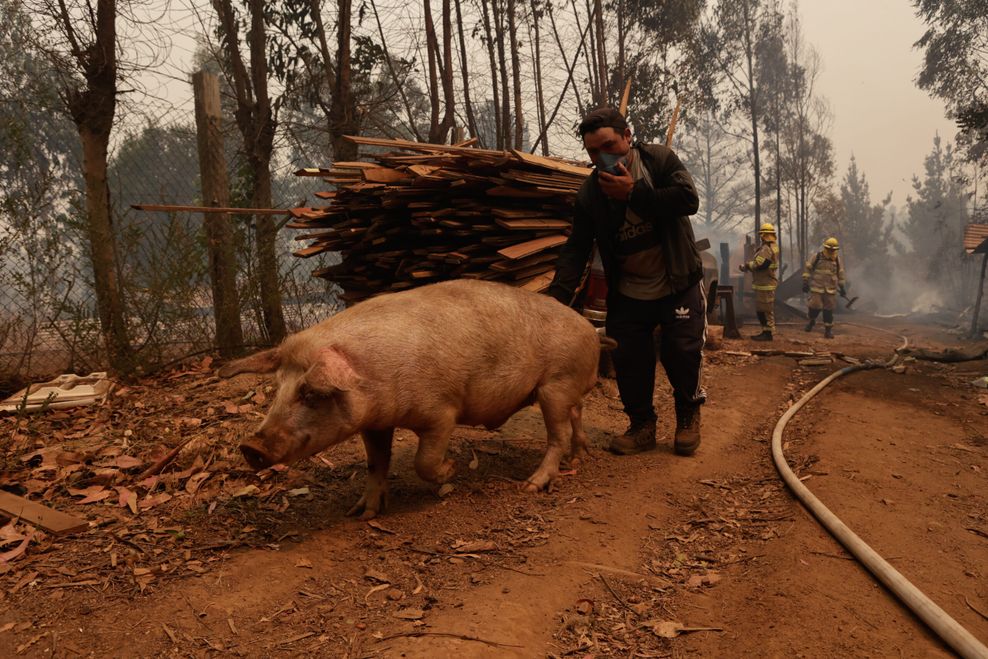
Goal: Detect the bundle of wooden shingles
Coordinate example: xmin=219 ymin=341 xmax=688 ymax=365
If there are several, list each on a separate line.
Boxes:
xmin=288 ymin=135 xmax=591 ymax=304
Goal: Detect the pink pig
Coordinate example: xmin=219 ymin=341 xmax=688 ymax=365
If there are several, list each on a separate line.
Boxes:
xmin=219 ymin=279 xmax=610 ymax=519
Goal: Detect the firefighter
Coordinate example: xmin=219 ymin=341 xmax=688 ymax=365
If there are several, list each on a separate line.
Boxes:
xmin=739 ymin=223 xmax=780 ymax=341
xmin=803 ymin=237 xmax=846 ymax=339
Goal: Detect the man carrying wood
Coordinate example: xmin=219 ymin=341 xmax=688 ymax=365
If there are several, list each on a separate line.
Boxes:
xmin=739 ymin=223 xmax=780 ymax=341
xmin=802 ymin=237 xmax=847 ymax=339
xmin=548 ymin=107 xmax=705 ymax=457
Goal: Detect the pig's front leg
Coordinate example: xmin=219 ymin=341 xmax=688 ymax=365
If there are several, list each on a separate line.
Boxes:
xmin=524 ymin=394 xmax=572 ymax=492
xmin=347 ymin=428 xmax=394 ymax=520
xmin=412 ymin=414 xmax=457 ymax=485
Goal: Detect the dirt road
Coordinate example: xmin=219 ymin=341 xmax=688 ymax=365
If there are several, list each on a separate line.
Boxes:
xmin=0 ymin=320 xmax=985 ymax=657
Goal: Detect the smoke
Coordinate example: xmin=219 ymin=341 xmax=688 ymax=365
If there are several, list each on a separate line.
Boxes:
xmin=845 ymin=251 xmax=974 ymax=317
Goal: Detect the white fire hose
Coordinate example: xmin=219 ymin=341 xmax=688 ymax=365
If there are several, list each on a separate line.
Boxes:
xmin=771 ymin=330 xmax=988 ymax=658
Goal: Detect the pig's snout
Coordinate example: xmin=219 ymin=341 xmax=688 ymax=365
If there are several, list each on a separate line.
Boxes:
xmin=240 ymin=439 xmax=275 ymax=471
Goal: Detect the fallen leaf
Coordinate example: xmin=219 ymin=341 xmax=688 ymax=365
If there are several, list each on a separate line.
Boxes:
xmin=295 ymin=558 xmax=313 ymax=569
xmin=468 ymin=450 xmax=479 ymax=470
xmin=0 ymin=622 xmax=15 ymax=633
xmin=364 ymin=568 xmax=391 ymax=584
xmin=140 ymin=492 xmax=173 ymax=510
xmin=116 ymin=487 xmax=139 ymax=514
xmin=365 ymin=583 xmax=390 ymax=602
xmin=185 ymin=471 xmax=212 ymax=495
xmin=437 ymin=483 xmax=455 ymax=498
xmin=643 ymin=620 xmax=723 ymax=638
xmin=232 ymin=485 xmax=260 ymax=498
xmin=393 ymin=607 xmax=425 ymax=621
xmin=452 ymin=540 xmax=497 ymax=553
xmin=0 ymin=533 xmax=34 ymax=563
xmin=287 ymin=487 xmax=310 ymax=497
xmin=69 ymin=486 xmax=112 ymax=505
xmin=366 ymin=520 xmax=396 ymax=535
xmin=0 ymin=523 xmax=26 ymax=546
xmin=112 ymin=455 xmax=143 ymax=469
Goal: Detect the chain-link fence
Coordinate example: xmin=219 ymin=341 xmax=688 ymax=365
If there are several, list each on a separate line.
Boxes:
xmin=0 ymin=98 xmax=341 ymax=384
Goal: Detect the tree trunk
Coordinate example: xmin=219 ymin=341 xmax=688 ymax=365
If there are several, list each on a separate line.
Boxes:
xmin=64 ymin=0 xmax=134 ymax=375
xmin=247 ymin=0 xmax=285 ymax=343
xmin=438 ymin=0 xmax=457 ymax=143
xmin=571 ymin=0 xmax=597 ymax=106
xmin=330 ymin=0 xmax=359 ymax=160
xmin=741 ymin=0 xmax=761 ymax=235
xmin=617 ymin=0 xmax=625 ymax=88
xmin=492 ymin=0 xmax=512 ymax=148
xmin=454 ymin=0 xmax=480 ymax=144
xmin=593 ymin=0 xmax=607 ymax=103
xmin=528 ymin=0 xmax=549 ymax=155
xmin=423 ymin=0 xmax=443 ymax=143
xmin=79 ymin=128 xmax=133 ymax=374
xmin=193 ymin=71 xmax=243 ymax=358
xmin=507 ymin=0 xmax=523 ymax=149
xmin=479 ymin=0 xmax=502 ymax=148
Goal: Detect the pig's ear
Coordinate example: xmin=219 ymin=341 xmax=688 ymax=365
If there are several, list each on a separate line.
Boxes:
xmin=306 ymin=347 xmax=361 ymax=392
xmin=218 ymin=347 xmax=282 ymax=378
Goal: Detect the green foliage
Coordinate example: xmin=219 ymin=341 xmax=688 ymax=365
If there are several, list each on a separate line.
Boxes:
xmin=914 ymin=0 xmax=988 ymax=163
xmin=904 ymin=135 xmax=974 ymax=306
xmin=815 ymin=157 xmax=895 ymax=291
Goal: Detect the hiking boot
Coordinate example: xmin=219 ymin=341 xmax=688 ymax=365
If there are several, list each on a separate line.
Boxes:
xmin=804 ymin=320 xmax=815 ymax=332
xmin=674 ymin=402 xmax=701 ymax=456
xmin=608 ymin=420 xmax=657 ymax=455
xmin=752 ymin=331 xmax=773 ymax=342
xmin=824 ymin=326 xmax=834 ymax=339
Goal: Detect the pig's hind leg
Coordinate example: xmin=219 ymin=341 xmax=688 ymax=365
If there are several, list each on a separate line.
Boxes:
xmin=347 ymin=428 xmax=394 ymax=520
xmin=412 ymin=412 xmax=457 ymax=485
xmin=567 ymin=401 xmax=590 ymax=467
xmin=524 ymin=389 xmax=574 ymax=492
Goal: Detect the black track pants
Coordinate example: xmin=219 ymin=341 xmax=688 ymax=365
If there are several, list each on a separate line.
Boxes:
xmin=605 ymin=281 xmax=707 ymax=425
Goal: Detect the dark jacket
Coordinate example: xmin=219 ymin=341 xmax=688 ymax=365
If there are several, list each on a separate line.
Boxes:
xmin=547 ymin=143 xmax=703 ymax=306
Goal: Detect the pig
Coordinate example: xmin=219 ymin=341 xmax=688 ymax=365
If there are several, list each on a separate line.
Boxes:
xmin=218 ymin=278 xmax=610 ymax=519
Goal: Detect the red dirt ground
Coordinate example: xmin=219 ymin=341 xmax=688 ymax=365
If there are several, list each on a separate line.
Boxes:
xmin=0 ymin=318 xmax=985 ymax=657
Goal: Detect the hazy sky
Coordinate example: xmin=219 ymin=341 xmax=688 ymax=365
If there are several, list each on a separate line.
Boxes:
xmin=799 ymin=0 xmax=956 ymax=207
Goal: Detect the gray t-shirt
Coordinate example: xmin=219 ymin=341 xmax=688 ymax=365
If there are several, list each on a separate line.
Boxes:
xmin=610 ymin=149 xmax=670 ymax=300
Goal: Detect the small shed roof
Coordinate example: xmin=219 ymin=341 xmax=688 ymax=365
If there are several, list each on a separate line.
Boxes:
xmin=963 ymin=224 xmax=988 ymax=254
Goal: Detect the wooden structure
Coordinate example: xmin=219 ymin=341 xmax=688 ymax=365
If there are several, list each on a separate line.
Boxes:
xmin=288 ymin=136 xmax=591 ymax=303
xmin=963 ymin=223 xmax=988 ymax=338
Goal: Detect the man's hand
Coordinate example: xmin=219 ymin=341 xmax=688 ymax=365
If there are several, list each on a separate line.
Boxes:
xmin=597 ymin=162 xmax=634 ymax=201
xmin=839 ymin=285 xmax=847 ymax=297
xmin=802 ymin=282 xmax=810 ymax=294
xmin=738 ymin=264 xmax=747 ymax=273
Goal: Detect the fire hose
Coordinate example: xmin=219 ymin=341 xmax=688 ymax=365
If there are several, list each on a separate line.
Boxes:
xmin=771 ymin=327 xmax=988 ymax=658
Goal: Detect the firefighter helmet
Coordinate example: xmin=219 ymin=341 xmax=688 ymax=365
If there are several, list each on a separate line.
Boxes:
xmin=824 ymin=237 xmax=840 ymax=250
xmin=759 ymin=223 xmax=776 ymax=234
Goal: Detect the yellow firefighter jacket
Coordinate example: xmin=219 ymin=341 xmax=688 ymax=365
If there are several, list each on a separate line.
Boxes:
xmin=803 ymin=250 xmax=846 ymax=294
xmin=746 ymin=241 xmax=780 ymax=291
